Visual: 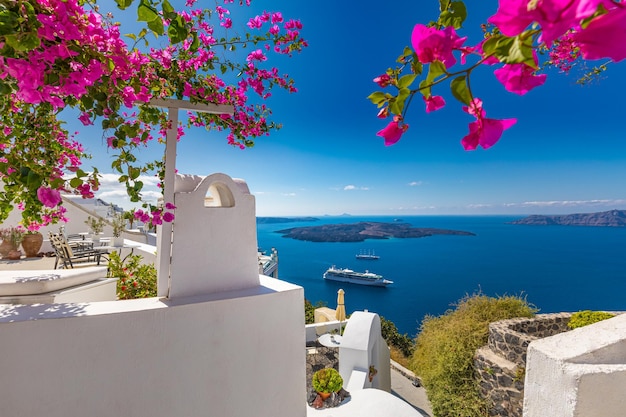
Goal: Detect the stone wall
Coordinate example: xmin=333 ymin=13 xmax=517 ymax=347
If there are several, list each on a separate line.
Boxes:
xmin=474 ymin=313 xmax=573 ymax=417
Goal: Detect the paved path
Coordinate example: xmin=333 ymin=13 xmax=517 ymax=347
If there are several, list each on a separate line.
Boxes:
xmin=390 ymin=366 xmax=433 ymax=417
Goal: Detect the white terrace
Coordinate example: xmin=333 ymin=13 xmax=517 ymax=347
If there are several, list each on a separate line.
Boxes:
xmin=1 ymin=171 xmax=626 ymax=417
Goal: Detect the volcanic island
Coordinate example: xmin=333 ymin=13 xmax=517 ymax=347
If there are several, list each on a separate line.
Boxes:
xmin=275 ymin=221 xmax=475 ymax=243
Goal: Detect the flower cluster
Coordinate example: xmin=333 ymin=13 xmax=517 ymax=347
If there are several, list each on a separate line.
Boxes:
xmin=107 ymin=252 xmax=157 ymax=300
xmin=371 ymin=0 xmax=626 ymax=149
xmin=0 ymin=0 xmax=306 ymax=226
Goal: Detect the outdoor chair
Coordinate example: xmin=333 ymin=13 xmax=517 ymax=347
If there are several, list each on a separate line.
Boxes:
xmin=48 ymin=233 xmax=108 ymax=269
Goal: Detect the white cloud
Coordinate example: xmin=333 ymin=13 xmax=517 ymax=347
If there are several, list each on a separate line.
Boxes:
xmin=91 ymin=172 xmax=162 ymax=209
xmin=408 ymin=181 xmax=423 ymax=187
xmin=282 ymin=193 xmax=297 ymax=197
xmin=97 ymin=172 xmax=161 ymax=187
xmin=343 ymin=185 xmax=369 ymax=191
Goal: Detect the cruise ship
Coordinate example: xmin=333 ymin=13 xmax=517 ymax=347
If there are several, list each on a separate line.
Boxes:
xmin=323 ymin=266 xmax=393 ymax=287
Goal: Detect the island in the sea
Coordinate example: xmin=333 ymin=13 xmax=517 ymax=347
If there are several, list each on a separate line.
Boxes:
xmin=276 ymin=221 xmax=475 ymax=242
xmin=509 ymin=210 xmax=626 ymax=227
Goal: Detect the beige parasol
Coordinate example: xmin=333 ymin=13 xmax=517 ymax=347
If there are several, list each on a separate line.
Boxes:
xmin=335 ymin=288 xmax=346 ymax=323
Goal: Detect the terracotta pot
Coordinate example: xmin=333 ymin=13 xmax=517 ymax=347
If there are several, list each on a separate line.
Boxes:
xmin=318 ymin=391 xmax=331 ymax=401
xmin=0 ymin=239 xmax=17 ymax=258
xmin=22 ymin=232 xmax=43 ymax=257
xmin=6 ymin=249 xmax=21 ymax=260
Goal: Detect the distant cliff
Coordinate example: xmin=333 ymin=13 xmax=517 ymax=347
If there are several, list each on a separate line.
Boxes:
xmin=257 ymin=217 xmax=319 ymax=224
xmin=509 ymin=210 xmax=626 ymax=227
xmin=276 ymin=221 xmax=475 ymax=242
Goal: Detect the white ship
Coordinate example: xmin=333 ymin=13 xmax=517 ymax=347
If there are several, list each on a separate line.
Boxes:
xmin=323 ymin=266 xmax=392 ymax=287
xmin=356 ymin=250 xmax=380 ymax=260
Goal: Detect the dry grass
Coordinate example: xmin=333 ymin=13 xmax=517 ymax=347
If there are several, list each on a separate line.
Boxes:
xmin=389 ymin=345 xmax=411 ymax=368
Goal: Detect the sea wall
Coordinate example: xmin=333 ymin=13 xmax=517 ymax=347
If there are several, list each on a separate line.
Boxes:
xmin=474 ymin=313 xmax=573 ymax=417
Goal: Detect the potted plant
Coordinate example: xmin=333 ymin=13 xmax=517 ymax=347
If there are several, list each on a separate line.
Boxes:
xmin=85 ymin=216 xmax=105 ymax=243
xmin=111 ymin=213 xmax=126 ymax=246
xmin=22 ymin=230 xmax=44 ymax=257
xmin=122 ymin=209 xmax=136 ymax=230
xmin=0 ymin=226 xmax=25 ymax=259
xmin=312 ymin=368 xmax=343 ymax=400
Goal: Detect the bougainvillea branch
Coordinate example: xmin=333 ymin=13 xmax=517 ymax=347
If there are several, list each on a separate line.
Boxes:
xmin=0 ymin=0 xmax=306 ymax=227
xmin=370 ymin=0 xmax=625 ymax=149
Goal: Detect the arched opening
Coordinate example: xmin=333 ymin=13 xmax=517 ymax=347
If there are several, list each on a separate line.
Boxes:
xmin=204 ymin=182 xmax=235 ymax=207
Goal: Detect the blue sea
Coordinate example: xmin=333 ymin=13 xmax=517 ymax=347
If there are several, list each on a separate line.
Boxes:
xmin=257 ymin=216 xmax=626 ymax=337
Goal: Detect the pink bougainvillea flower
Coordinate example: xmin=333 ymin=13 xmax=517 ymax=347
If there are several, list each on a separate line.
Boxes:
xmin=461 ymin=117 xmax=517 ymax=150
xmin=460 ymin=98 xmax=516 ymax=150
xmin=423 ymin=95 xmax=446 ymax=113
xmin=411 ymin=24 xmax=466 ymax=68
xmin=377 ymin=107 xmax=389 ymax=119
xmin=37 ymin=186 xmax=62 ymax=208
xmin=373 ymin=74 xmax=392 ymax=88
xmin=462 ymin=98 xmax=486 ymax=119
xmin=493 ymin=52 xmax=547 ymax=95
xmin=488 ymin=0 xmax=606 ymax=46
xmin=162 ymin=212 xmax=175 ymax=222
xmin=377 ymin=115 xmax=409 ymax=146
xmin=494 ymin=64 xmax=547 ymax=95
xmin=572 ymin=6 xmax=626 ymax=62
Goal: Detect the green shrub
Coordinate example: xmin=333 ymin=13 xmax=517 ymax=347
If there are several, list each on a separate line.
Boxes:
xmin=568 ymin=310 xmax=615 ymax=329
xmin=304 ymin=299 xmax=327 ymax=324
xmin=107 ymin=252 xmax=157 ymax=299
xmin=312 ymin=368 xmax=343 ymax=393
xmin=380 ymin=315 xmax=415 ymax=358
xmin=410 ymin=293 xmax=537 ymax=417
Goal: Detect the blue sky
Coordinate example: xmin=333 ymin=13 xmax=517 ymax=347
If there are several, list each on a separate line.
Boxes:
xmin=69 ymin=1 xmax=626 ymax=216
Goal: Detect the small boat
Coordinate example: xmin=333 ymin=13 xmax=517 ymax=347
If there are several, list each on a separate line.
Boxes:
xmin=323 ymin=266 xmax=392 ymax=287
xmin=356 ymin=250 xmax=380 ymax=260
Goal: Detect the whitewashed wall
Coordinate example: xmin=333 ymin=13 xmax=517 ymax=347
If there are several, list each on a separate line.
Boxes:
xmin=0 ymin=275 xmax=305 ymax=417
xmin=524 ymin=313 xmax=626 ymax=417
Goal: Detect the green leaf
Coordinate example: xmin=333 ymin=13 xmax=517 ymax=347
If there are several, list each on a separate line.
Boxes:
xmin=450 ymin=76 xmax=471 ymax=105
xmin=439 ymin=1 xmax=467 ymax=29
xmin=481 ymin=35 xmax=500 ymax=58
xmin=137 ymin=1 xmax=159 ymax=22
xmin=26 ymin=170 xmax=42 ymax=191
xmin=411 ymin=60 xmax=423 ymax=76
xmin=190 ymin=31 xmax=200 ymax=52
xmin=69 ymin=178 xmax=83 ymax=188
xmin=5 ymin=33 xmax=40 ymax=51
xmin=81 ymin=95 xmax=94 ymax=110
xmin=162 ymin=0 xmax=175 ymax=15
xmin=492 ymin=34 xmax=535 ymax=66
xmin=168 ymin=15 xmax=188 ymax=44
xmin=425 ymin=61 xmax=447 ymax=85
xmin=129 ymin=167 xmax=140 ymax=180
xmin=398 ymin=74 xmax=417 ymax=89
xmin=390 ymin=88 xmax=410 ymax=115
xmin=0 ymin=10 xmax=19 ymax=36
xmin=367 ymin=91 xmax=387 ymax=105
xmin=115 ymin=0 xmax=133 ymax=9
xmin=0 ymin=80 xmax=12 ymax=95
xmin=419 ymin=80 xmax=431 ymax=98
xmin=147 ymin=17 xmax=164 ymax=36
